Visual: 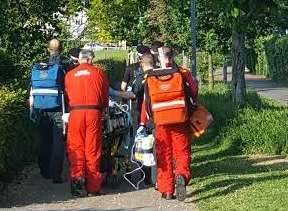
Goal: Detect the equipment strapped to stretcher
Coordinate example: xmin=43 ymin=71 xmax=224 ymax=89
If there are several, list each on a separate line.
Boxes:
xmin=102 ymin=99 xmax=131 ymax=136
xmin=101 ymin=98 xmax=133 ymax=187
xmin=102 ymin=98 xmax=156 ymax=190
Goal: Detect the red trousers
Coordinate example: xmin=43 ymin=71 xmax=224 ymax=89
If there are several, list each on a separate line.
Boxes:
xmin=67 ymin=110 xmax=103 ymax=193
xmin=155 ymin=122 xmax=191 ymax=194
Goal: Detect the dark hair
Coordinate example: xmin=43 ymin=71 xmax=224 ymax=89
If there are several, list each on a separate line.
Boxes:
xmin=151 ymin=41 xmax=164 ymax=53
xmin=140 ymin=53 xmax=154 ymax=66
xmin=162 ymin=46 xmax=173 ymax=60
xmin=136 ymin=45 xmax=151 ymax=55
xmin=69 ymin=48 xmax=81 ymax=58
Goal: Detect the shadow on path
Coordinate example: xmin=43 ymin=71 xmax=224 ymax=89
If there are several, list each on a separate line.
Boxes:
xmin=0 ymin=164 xmax=148 ymax=209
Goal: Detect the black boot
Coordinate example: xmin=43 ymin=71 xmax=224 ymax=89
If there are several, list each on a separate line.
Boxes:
xmin=71 ymin=178 xmax=86 ymax=197
xmin=143 ymin=166 xmax=152 ymax=186
xmin=52 ymin=176 xmax=64 ymax=184
xmin=175 ymin=175 xmax=186 ymax=201
xmin=161 ymin=193 xmax=175 ymax=200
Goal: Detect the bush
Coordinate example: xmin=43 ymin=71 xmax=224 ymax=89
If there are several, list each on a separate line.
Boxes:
xmin=228 ymin=106 xmax=288 ymax=154
xmin=197 ymin=52 xmax=225 ymax=82
xmin=0 ymin=49 xmax=20 ymax=84
xmin=196 ymin=52 xmax=209 ymax=82
xmin=199 ymin=83 xmax=288 ymax=155
xmin=0 ymin=87 xmax=37 ymax=181
xmin=255 ymin=36 xmax=273 ymax=77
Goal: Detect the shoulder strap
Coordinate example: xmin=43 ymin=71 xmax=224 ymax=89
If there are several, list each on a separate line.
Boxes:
xmin=143 ymin=79 xmax=153 ymax=120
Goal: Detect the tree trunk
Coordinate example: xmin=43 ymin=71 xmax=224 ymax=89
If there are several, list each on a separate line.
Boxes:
xmin=232 ymin=25 xmax=246 ymax=106
xmin=208 ymin=53 xmax=214 ymax=87
xmin=223 ymin=62 xmax=227 ymax=83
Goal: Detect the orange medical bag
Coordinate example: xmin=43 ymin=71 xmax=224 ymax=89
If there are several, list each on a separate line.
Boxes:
xmin=189 ymin=104 xmax=213 ymax=138
xmin=145 ymin=68 xmax=188 ymax=125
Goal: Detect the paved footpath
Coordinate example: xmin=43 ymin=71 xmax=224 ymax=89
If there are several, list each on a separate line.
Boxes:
xmin=245 ymin=74 xmax=288 ymax=106
xmin=2 ymin=70 xmax=285 ymax=211
xmin=216 ymin=68 xmax=288 ymax=106
xmin=0 ymin=164 xmax=197 ymax=211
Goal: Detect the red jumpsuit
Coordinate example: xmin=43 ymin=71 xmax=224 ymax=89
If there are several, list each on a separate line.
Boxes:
xmin=140 ymin=67 xmax=197 ymax=195
xmin=65 ymin=63 xmax=109 ymax=193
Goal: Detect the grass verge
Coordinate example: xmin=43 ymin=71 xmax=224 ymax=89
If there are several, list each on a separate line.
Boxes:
xmin=188 ymin=83 xmax=288 ymax=211
xmin=94 ymin=50 xmax=128 ymax=88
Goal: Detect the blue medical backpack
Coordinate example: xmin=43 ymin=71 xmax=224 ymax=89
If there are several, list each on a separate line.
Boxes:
xmin=30 ymin=63 xmax=64 ymax=109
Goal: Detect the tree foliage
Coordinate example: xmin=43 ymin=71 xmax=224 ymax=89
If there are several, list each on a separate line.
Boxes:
xmin=0 ymin=0 xmax=81 ymax=182
xmin=0 ymin=0 xmax=79 ymax=69
xmin=87 ymin=0 xmax=148 ymax=44
xmin=196 ymin=0 xmax=288 ymax=105
xmin=86 ymin=0 xmax=191 ymax=49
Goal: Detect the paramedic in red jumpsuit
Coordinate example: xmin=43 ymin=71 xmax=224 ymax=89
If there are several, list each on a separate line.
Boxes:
xmin=64 ymin=50 xmax=109 ymax=197
xmin=140 ymin=48 xmax=198 ymax=201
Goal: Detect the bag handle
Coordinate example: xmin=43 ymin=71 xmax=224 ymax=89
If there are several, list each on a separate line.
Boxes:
xmin=147 ymin=68 xmax=178 ymax=77
xmin=155 ymin=74 xmax=173 ymax=81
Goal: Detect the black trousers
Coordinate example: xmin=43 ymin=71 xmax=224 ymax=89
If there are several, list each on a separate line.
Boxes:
xmin=38 ymin=111 xmax=64 ymax=180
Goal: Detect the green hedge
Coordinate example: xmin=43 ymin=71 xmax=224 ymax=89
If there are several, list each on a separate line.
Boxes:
xmin=253 ymin=35 xmax=288 ymax=81
xmin=0 ymin=49 xmax=127 ymax=182
xmin=264 ymin=36 xmax=288 ymax=81
xmin=199 ymin=84 xmax=288 ymax=155
xmin=0 ymin=37 xmax=82 ymax=183
xmin=0 ymin=87 xmax=37 ymax=181
xmin=174 ymin=51 xmax=225 ymax=82
xmin=0 ymin=40 xmax=44 ymax=183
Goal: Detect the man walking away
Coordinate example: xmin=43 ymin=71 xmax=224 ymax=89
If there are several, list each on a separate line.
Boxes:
xmin=140 ymin=48 xmax=197 ymax=201
xmin=65 ymin=50 xmax=109 ymax=197
xmin=37 ymin=38 xmax=65 ymax=184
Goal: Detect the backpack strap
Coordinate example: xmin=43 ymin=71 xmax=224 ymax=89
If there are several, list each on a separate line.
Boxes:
xmin=179 ymin=66 xmax=198 ymax=114
xmin=143 ymin=80 xmax=153 ymax=121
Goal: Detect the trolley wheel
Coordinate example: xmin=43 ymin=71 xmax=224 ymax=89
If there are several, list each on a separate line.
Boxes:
xmin=106 ymin=174 xmax=119 ymax=189
xmin=111 ymin=175 xmax=119 ymax=189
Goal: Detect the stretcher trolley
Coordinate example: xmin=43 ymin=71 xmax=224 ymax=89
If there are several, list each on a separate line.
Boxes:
xmin=101 ymin=98 xmax=133 ymax=188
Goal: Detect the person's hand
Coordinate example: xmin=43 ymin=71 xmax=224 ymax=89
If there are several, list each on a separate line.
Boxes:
xmin=127 ymin=86 xmax=132 ymax=92
xmin=136 ymin=125 xmax=145 ymax=135
xmin=62 ymin=113 xmax=70 ymax=123
xmin=26 ymin=99 xmax=30 ymax=107
xmin=28 ymin=95 xmax=33 ymax=108
xmin=123 ymin=91 xmax=136 ymax=99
